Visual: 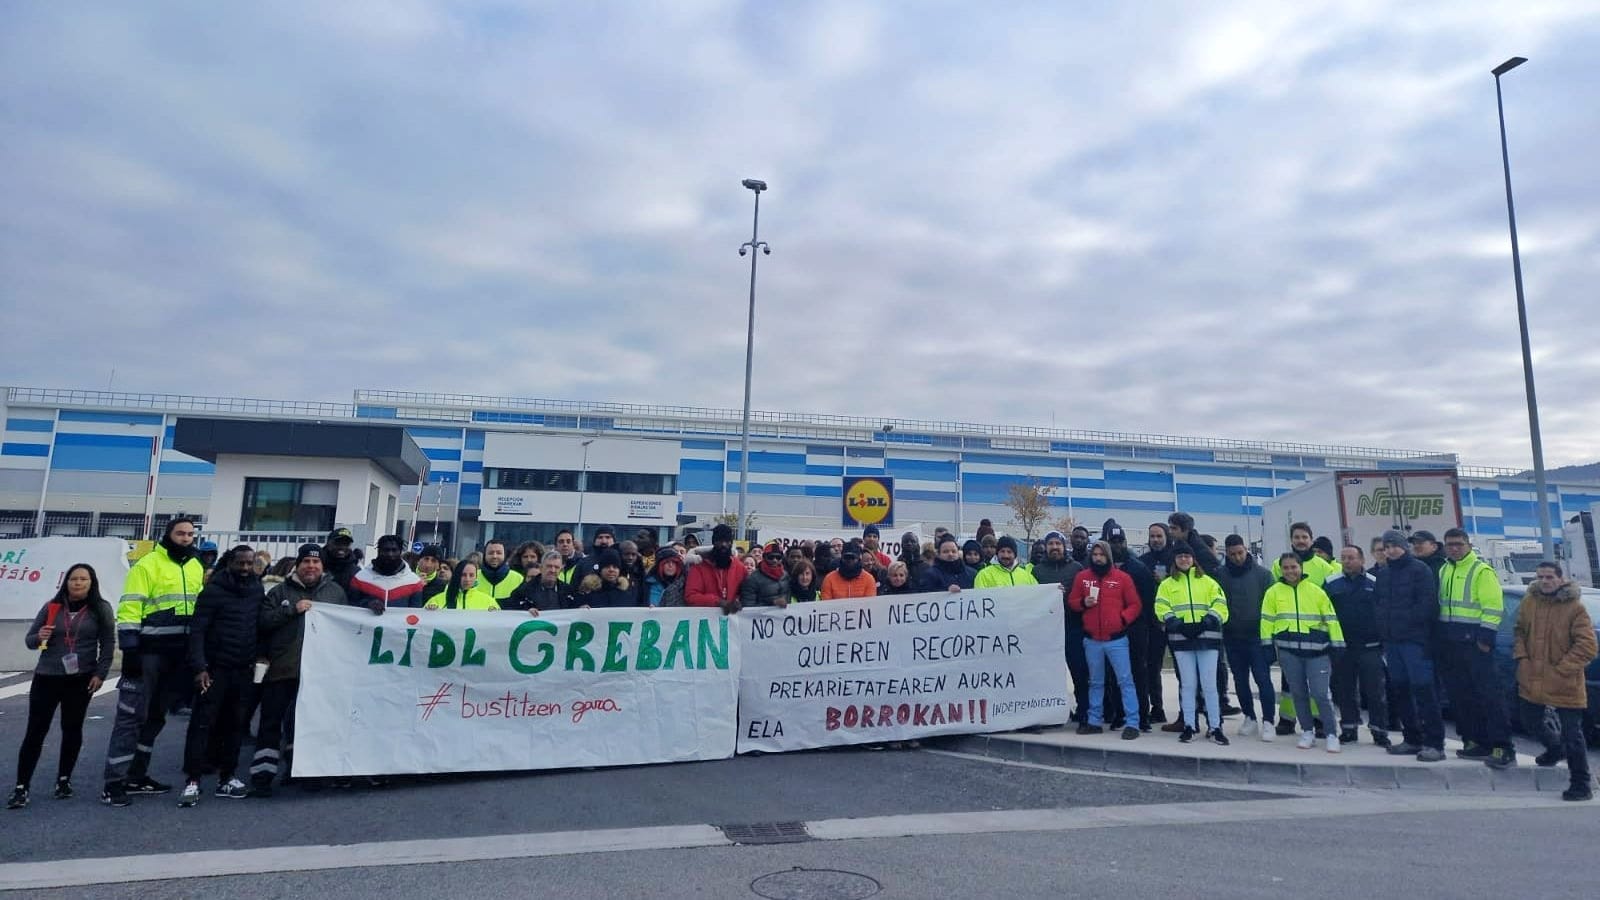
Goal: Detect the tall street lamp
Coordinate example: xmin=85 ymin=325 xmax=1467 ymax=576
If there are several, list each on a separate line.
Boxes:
xmin=736 ymin=178 xmax=770 ymax=542
xmin=576 ymin=438 xmax=594 ymax=543
xmin=1492 ymin=56 xmax=1555 ymax=560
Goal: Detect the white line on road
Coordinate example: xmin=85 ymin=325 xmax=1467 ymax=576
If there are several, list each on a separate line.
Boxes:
xmin=0 ymin=675 xmax=118 ymax=701
xmin=0 ymin=791 xmax=1571 ymax=891
xmin=0 ymin=824 xmax=732 ymax=892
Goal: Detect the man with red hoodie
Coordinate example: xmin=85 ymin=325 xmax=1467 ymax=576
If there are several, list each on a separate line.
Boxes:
xmin=1067 ymin=540 xmax=1143 ymax=740
xmin=686 ymin=523 xmax=745 ymax=613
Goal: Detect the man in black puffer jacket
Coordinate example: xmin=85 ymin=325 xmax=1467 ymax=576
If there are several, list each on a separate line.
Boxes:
xmin=739 ymin=542 xmax=791 ymax=608
xmin=1373 ymin=530 xmax=1445 ymax=761
xmin=181 ymin=546 xmax=266 ymax=803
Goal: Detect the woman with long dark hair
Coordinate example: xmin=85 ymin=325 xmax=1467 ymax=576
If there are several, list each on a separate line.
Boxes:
xmin=8 ymin=564 xmax=115 ymax=809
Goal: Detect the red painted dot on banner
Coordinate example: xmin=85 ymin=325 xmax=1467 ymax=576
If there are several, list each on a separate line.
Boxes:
xmin=405 ymin=615 xmax=419 ymax=626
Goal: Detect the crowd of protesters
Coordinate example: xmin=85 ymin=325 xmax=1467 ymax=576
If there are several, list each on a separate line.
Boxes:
xmin=6 ymin=510 xmax=1596 ymax=810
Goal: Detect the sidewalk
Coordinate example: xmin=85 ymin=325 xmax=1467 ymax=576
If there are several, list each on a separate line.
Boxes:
xmin=943 ymin=672 xmax=1574 ymax=794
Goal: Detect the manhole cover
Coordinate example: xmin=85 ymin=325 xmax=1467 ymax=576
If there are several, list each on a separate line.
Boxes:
xmin=722 ymin=821 xmax=812 ymax=845
xmin=751 ymin=868 xmax=881 ymax=900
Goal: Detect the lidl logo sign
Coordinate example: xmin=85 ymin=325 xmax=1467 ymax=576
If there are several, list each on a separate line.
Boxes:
xmin=842 ymin=476 xmax=894 ymax=527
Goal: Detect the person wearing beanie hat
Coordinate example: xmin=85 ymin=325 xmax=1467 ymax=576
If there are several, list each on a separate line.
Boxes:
xmin=974 ymin=535 xmax=1040 ymax=589
xmin=961 ymin=539 xmax=983 ymax=570
xmin=642 ymin=547 xmax=688 ymax=608
xmin=1068 ymin=540 xmax=1144 ymax=739
xmin=1154 ymin=542 xmax=1230 ymax=745
xmin=1373 ymin=529 xmax=1445 ymax=759
xmin=1311 ymin=535 xmax=1336 ymax=564
xmin=252 ymin=540 xmax=348 ymax=795
xmin=821 ymin=541 xmax=878 ymax=600
xmin=922 ymin=534 xmax=978 ymax=592
xmin=740 ymin=542 xmax=791 ymax=608
xmin=1034 ymin=531 xmax=1088 ymax=721
xmin=686 ymin=522 xmax=745 ymax=612
xmin=580 ymin=549 xmax=636 ymax=608
xmin=861 ymin=526 xmax=892 ymax=569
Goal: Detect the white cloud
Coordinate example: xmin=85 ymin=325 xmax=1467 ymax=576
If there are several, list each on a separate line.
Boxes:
xmin=1 ymin=1 xmax=1597 ymax=469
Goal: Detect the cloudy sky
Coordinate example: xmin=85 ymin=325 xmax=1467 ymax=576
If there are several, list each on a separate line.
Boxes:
xmin=3 ymin=1 xmax=1596 ymax=470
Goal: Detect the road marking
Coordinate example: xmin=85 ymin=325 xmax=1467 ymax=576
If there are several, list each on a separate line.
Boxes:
xmin=0 ymin=824 xmax=732 ymax=891
xmin=0 ymin=675 xmax=118 ymax=702
xmin=0 ymin=791 xmax=1571 ymax=891
xmin=803 ymin=791 xmax=1565 ymax=841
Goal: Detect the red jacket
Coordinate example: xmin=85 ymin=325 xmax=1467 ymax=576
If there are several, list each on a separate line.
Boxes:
xmin=685 ymin=559 xmax=746 ymax=608
xmin=1067 ymin=567 xmax=1142 ymax=641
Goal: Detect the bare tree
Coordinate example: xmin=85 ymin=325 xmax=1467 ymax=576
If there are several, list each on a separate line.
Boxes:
xmin=1004 ymin=478 xmax=1056 ymax=541
xmin=1051 ymin=513 xmax=1081 ymax=538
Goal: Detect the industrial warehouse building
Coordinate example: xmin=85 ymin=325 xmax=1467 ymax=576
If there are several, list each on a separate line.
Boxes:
xmin=2 ymin=385 xmax=1596 ymax=554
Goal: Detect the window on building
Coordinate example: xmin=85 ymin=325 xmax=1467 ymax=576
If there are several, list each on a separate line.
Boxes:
xmin=584 ymin=472 xmax=676 ymax=494
xmin=490 ymin=468 xmax=581 ymax=491
xmin=241 ymin=478 xmax=338 ymax=531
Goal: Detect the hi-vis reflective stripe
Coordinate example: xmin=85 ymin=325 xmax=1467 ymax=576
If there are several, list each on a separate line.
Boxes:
xmin=139 ymin=625 xmax=187 ymax=636
xmin=1442 ymin=560 xmax=1490 ymax=624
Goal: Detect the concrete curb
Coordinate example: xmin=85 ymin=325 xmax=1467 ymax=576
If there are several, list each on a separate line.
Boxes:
xmin=937 ymin=733 xmax=1565 ymax=794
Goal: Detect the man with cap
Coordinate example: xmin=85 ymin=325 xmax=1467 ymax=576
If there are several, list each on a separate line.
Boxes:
xmin=348 ymin=535 xmax=425 ymax=612
xmin=1374 ymin=529 xmax=1446 ymax=761
xmin=575 ymin=526 xmax=619 ymax=582
xmin=321 ymin=527 xmax=362 ymax=598
xmin=1034 ymin=532 xmax=1090 ymax=722
xmin=974 ymin=536 xmax=1040 ymax=588
xmin=686 ymin=523 xmax=746 ymax=612
xmin=922 ymin=534 xmax=977 ymax=592
xmin=822 ymin=540 xmax=879 ymax=600
xmin=1103 ymin=520 xmax=1158 ymax=732
xmin=250 ymin=543 xmax=347 ymax=795
xmin=415 ymin=545 xmax=448 ymax=608
xmin=1408 ymin=530 xmax=1446 ymax=579
xmin=740 ymin=542 xmax=791 ymax=608
xmin=861 ymin=526 xmax=893 ymax=569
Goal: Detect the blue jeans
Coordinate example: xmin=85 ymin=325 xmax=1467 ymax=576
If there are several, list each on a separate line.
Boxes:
xmin=1384 ymin=640 xmax=1445 ymax=750
xmin=1175 ymin=648 xmax=1222 ymax=731
xmin=1084 ymin=636 xmax=1139 ymax=728
xmin=1224 ymin=636 xmax=1275 ymax=723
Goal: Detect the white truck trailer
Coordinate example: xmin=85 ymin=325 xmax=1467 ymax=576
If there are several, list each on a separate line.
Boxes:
xmin=1260 ymin=469 xmax=1464 ymax=566
xmin=1564 ymin=507 xmax=1599 ymax=589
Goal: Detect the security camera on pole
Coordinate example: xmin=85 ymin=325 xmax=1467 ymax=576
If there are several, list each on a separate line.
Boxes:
xmin=735 ymin=178 xmax=770 ymax=543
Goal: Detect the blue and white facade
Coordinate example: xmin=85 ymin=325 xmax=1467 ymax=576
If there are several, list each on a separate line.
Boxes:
xmin=2 ymin=386 xmax=1596 ymax=553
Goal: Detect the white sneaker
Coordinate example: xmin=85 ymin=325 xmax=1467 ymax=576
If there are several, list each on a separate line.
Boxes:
xmin=1238 ymin=718 xmax=1259 ymax=737
xmin=1325 ymin=735 xmax=1342 ymax=754
xmin=1296 ymin=732 xmax=1316 ymax=750
xmin=178 ymin=782 xmax=201 ymax=808
xmin=1260 ymin=725 xmax=1275 ymax=742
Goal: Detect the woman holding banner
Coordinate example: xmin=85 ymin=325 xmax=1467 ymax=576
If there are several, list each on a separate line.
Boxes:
xmin=8 ymin=564 xmax=115 ymax=809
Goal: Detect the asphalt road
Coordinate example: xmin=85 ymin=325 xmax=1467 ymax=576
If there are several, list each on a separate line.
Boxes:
xmin=3 ymin=673 xmax=1596 ymax=899
xmin=0 ymin=680 xmax=1261 ymax=864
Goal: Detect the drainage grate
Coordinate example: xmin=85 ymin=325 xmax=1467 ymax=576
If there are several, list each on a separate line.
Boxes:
xmin=720 ymin=821 xmax=813 ymax=845
xmin=751 ymin=868 xmax=882 ymax=900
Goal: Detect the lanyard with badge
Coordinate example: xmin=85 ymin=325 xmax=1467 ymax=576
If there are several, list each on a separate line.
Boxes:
xmin=58 ymin=605 xmax=87 ymax=675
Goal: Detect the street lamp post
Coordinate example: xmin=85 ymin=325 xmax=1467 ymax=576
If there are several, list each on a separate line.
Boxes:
xmin=736 ymin=178 xmax=770 ymax=543
xmin=577 ymin=438 xmax=594 ymax=543
xmin=1492 ymin=56 xmax=1555 ymax=561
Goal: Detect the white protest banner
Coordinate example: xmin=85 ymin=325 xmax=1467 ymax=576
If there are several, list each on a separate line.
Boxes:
xmin=736 ymin=585 xmax=1069 ymax=752
xmin=0 ymin=537 xmax=129 ymax=620
xmin=296 ymin=604 xmax=739 ymax=776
